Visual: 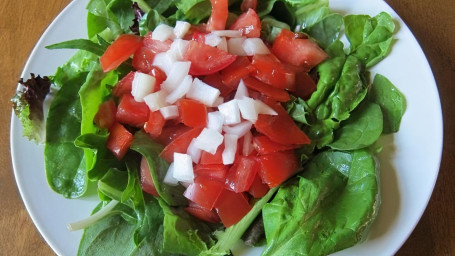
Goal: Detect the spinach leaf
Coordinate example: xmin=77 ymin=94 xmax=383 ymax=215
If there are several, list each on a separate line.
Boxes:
xmin=45 ymin=39 xmax=107 ymax=56
xmin=262 ymin=150 xmax=380 ymax=255
xmin=139 ymin=10 xmax=170 ymax=36
xmin=368 ymin=74 xmax=406 ymax=134
xmin=329 ymin=101 xmax=383 ymax=150
xmin=306 ymin=13 xmax=343 ymax=49
xmin=107 ymin=0 xmax=136 ymax=32
xmin=51 ymin=51 xmax=98 ymax=88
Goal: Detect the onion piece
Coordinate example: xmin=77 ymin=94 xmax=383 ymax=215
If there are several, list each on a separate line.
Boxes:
xmin=168 ymin=39 xmax=190 ymax=61
xmin=227 ymin=37 xmax=247 ymax=56
xmin=152 ymin=52 xmax=175 ymax=75
xmin=152 ymin=24 xmax=176 ymax=41
xmin=164 ymin=162 xmax=179 ymax=186
xmin=165 ymin=75 xmax=193 ymax=104
xmin=222 ymin=134 xmax=238 ymax=165
xmin=242 ymin=131 xmax=254 ymax=156
xmin=237 ymin=97 xmax=258 ymax=123
xmin=222 ymin=121 xmax=253 ymax=137
xmin=255 ymin=100 xmax=278 ymax=115
xmin=242 ymin=38 xmax=271 ymax=56
xmin=172 ymin=153 xmax=194 ymax=183
xmin=218 ymin=99 xmax=241 ymax=125
xmin=161 ymin=61 xmax=191 ymax=92
xmin=194 ymin=128 xmax=224 ymax=154
xmin=160 ymin=105 xmax=179 ymax=120
xmin=234 ymin=79 xmax=249 ymax=99
xmin=217 ymin=37 xmax=228 ymax=52
xmin=212 ymin=30 xmax=243 ymax=38
xmin=211 ymin=96 xmax=225 ymax=107
xmin=131 ymin=72 xmax=156 ymax=102
xmin=143 ymin=90 xmax=168 ymax=112
xmin=174 ymin=21 xmax=191 ymax=39
xmin=186 ymin=78 xmax=221 ymax=107
xmin=187 ymin=139 xmax=202 ymax=163
xmin=207 ymin=111 xmax=225 ymax=133
xmin=205 ymin=33 xmax=222 ymax=47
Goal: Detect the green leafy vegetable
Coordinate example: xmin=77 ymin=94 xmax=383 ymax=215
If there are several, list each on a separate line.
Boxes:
xmin=45 ymin=39 xmax=107 ymax=56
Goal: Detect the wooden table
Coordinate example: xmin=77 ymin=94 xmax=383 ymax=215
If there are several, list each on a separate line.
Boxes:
xmin=1 ymin=0 xmax=453 ymax=255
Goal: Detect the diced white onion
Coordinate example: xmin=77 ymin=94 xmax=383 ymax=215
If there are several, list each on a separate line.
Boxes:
xmin=164 ymin=163 xmax=179 ymax=186
xmin=242 ymin=131 xmax=254 ymax=156
xmin=168 ymin=39 xmax=190 ymax=61
xmin=152 ymin=24 xmax=176 ymax=41
xmin=222 ymin=134 xmax=238 ymax=165
xmin=152 ymin=52 xmax=175 ymax=75
xmin=212 ymin=96 xmax=225 ymax=107
xmin=217 ymin=37 xmax=228 ymax=52
xmin=172 ymin=153 xmax=194 ymax=183
xmin=207 ymin=111 xmax=225 ymax=133
xmin=255 ymin=100 xmax=278 ymax=115
xmin=234 ymin=79 xmax=249 ymax=99
xmin=161 ymin=61 xmax=191 ymax=92
xmin=131 ymin=72 xmax=156 ymax=102
xmin=222 ymin=121 xmax=253 ymax=137
xmin=237 ymin=97 xmax=258 ymax=123
xmin=187 ymin=139 xmax=202 ymax=164
xmin=205 ymin=33 xmax=222 ymax=47
xmin=218 ymin=99 xmax=241 ymax=125
xmin=242 ymin=38 xmax=271 ymax=56
xmin=212 ymin=30 xmax=243 ymax=38
xmin=159 ymin=105 xmax=179 ymax=120
xmin=227 ymin=37 xmax=247 ymax=56
xmin=165 ymin=75 xmax=193 ymax=104
xmin=194 ymin=128 xmax=224 ymax=154
xmin=186 ymin=78 xmax=221 ymax=107
xmin=174 ymin=21 xmax=191 ymax=39
xmin=143 ymin=90 xmax=168 ymax=112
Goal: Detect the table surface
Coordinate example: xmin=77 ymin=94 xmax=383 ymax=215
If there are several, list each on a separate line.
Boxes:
xmin=1 ymin=0 xmax=454 ymax=255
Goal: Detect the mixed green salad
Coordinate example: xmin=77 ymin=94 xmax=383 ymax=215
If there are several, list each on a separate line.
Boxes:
xmin=12 ymin=0 xmax=406 ymax=255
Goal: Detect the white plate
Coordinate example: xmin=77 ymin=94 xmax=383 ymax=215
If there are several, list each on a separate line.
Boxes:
xmin=11 ymin=0 xmax=443 ymax=255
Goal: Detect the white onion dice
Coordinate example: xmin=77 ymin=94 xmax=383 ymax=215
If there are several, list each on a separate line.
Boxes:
xmin=222 ymin=134 xmax=238 ymax=165
xmin=172 ymin=153 xmax=194 ymax=183
xmin=218 ymin=99 xmax=241 ymax=125
xmin=222 ymin=121 xmax=253 ymax=137
xmin=242 ymin=38 xmax=271 ymax=56
xmin=194 ymin=128 xmax=224 ymax=154
xmin=174 ymin=21 xmax=191 ymax=39
xmin=143 ymin=90 xmax=168 ymax=112
xmin=131 ymin=72 xmax=156 ymax=102
xmin=159 ymin=105 xmax=179 ymax=120
xmin=186 ymin=78 xmax=221 ymax=107
xmin=165 ymin=75 xmax=193 ymax=104
xmin=152 ymin=24 xmax=176 ymax=41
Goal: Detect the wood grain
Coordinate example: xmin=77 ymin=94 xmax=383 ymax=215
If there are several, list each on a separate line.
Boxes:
xmin=0 ymin=0 xmax=453 ymax=255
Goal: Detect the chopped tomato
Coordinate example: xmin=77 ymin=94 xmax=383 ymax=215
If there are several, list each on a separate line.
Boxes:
xmin=254 ymin=101 xmax=311 ymax=145
xmin=291 ymin=72 xmax=318 ymax=99
xmin=140 ymin=157 xmax=159 ymax=197
xmin=178 ymin=99 xmax=208 ymax=128
xmin=251 ymin=54 xmax=295 ymax=89
xmin=225 ymin=155 xmax=259 ymax=193
xmin=100 ymin=34 xmax=143 ymax=72
xmin=214 ymin=189 xmax=252 ymax=227
xmin=200 ymin=143 xmax=224 ymax=165
xmin=113 ymin=71 xmax=135 ymax=97
xmin=152 ymin=124 xmax=191 ymax=146
xmin=144 ymin=110 xmax=165 ymax=137
xmin=183 ymin=41 xmax=237 ymax=76
xmin=240 ymin=0 xmax=257 ymax=12
xmin=132 ymin=47 xmax=156 ymax=73
xmin=191 ymin=31 xmax=208 ymax=43
xmin=248 ymin=175 xmax=269 ymax=198
xmin=258 ymin=150 xmax=299 ymax=188
xmin=143 ymin=32 xmax=172 ymax=53
xmin=160 ymin=127 xmax=203 ymax=162
xmin=203 ymin=73 xmax=234 ymax=97
xmin=94 ymin=99 xmax=117 ymax=130
xmin=184 ymin=176 xmax=225 ymax=210
xmin=194 ymin=164 xmax=228 ymax=182
xmin=272 ymin=29 xmax=328 ymax=70
xmin=106 ymin=122 xmax=133 ymax=160
xmin=229 ymin=8 xmax=261 ymax=38
xmin=221 ymin=56 xmax=255 ymax=88
xmin=185 ymin=202 xmax=221 ymax=223
xmin=242 ymin=76 xmax=290 ymax=102
xmin=207 ymin=0 xmax=229 ymax=31
xmin=116 ymin=94 xmax=149 ymax=127
xmin=253 ymin=135 xmax=300 ymax=155
xmin=149 ymin=67 xmax=167 ymax=91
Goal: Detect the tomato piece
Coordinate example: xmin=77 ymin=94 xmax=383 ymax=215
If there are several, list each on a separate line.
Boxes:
xmin=214 ymin=189 xmax=252 ymax=227
xmin=94 ymin=99 xmax=117 ymax=130
xmin=152 ymin=124 xmax=191 ymax=146
xmin=200 ymin=143 xmax=224 ymax=165
xmin=291 ymin=72 xmax=318 ymax=99
xmin=100 ymin=34 xmax=143 ymax=72
xmin=178 ymin=99 xmax=208 ymax=128
xmin=207 ymin=0 xmax=229 ymax=31
xmin=185 ymin=202 xmax=221 ymax=223
xmin=272 ymin=29 xmax=328 ymax=70
xmin=191 ymin=31 xmax=208 ymax=43
xmin=113 ymin=71 xmax=135 ymax=97
xmin=149 ymin=67 xmax=167 ymax=91
xmin=106 ymin=122 xmax=133 ymax=160
xmin=132 ymin=47 xmax=156 ymax=73
xmin=116 ymin=94 xmax=149 ymax=127
xmin=184 ymin=176 xmax=225 ymax=210
xmin=143 ymin=32 xmax=172 ymax=53
xmin=253 ymin=135 xmax=300 ymax=155
xmin=229 ymin=8 xmax=261 ymax=38
xmin=248 ymin=175 xmax=269 ymax=198
xmin=194 ymin=164 xmax=228 ymax=182
xmin=160 ymin=127 xmax=203 ymax=162
xmin=183 ymin=41 xmax=237 ymax=76
xmin=144 ymin=110 xmax=165 ymax=137
xmin=140 ymin=157 xmax=159 ymax=196
xmin=225 ymin=155 xmax=259 ymax=193
xmin=203 ymin=73 xmax=234 ymax=97
xmin=251 ymin=54 xmax=295 ymax=89
xmin=221 ymin=56 xmax=255 ymax=88
xmin=258 ymin=150 xmax=299 ymax=188
xmin=254 ymin=101 xmax=311 ymax=145
xmin=240 ymin=0 xmax=257 ymax=12
xmin=242 ymin=76 xmax=290 ymax=102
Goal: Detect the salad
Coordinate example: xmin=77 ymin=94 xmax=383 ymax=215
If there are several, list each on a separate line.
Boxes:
xmin=12 ymin=0 xmax=407 ymax=255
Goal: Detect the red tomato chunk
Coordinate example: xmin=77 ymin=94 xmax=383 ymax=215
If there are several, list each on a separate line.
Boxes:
xmin=100 ymin=34 xmax=143 ymax=72
xmin=185 ymin=202 xmax=221 ymax=223
xmin=207 ymin=0 xmax=229 ymax=31
xmin=144 ymin=110 xmax=166 ymax=137
xmin=225 ymin=155 xmax=259 ymax=193
xmin=94 ymin=99 xmax=117 ymax=130
xmin=229 ymin=8 xmax=261 ymax=38
xmin=140 ymin=157 xmax=159 ymax=197
xmin=159 ymin=127 xmax=203 ymax=163
xmin=106 ymin=122 xmax=133 ymax=160
xmin=184 ymin=176 xmax=225 ymax=210
xmin=248 ymin=175 xmax=269 ymax=198
xmin=258 ymin=150 xmax=299 ymax=188
xmin=116 ymin=94 xmax=149 ymax=127
xmin=183 ymin=41 xmax=237 ymax=76
xmin=178 ymin=99 xmax=208 ymax=128
xmin=214 ymin=189 xmax=252 ymax=227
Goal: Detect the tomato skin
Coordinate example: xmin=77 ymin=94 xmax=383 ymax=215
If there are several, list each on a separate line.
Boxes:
xmin=214 ymin=189 xmax=252 ymax=227
xmin=113 ymin=71 xmax=135 ymax=97
xmin=225 ymin=155 xmax=259 ymax=193
xmin=253 ymin=135 xmax=300 ymax=155
xmin=178 ymin=99 xmax=208 ymax=128
xmin=207 ymin=0 xmax=229 ymax=31
xmin=242 ymin=76 xmax=290 ymax=102
xmin=251 ymin=54 xmax=295 ymax=90
xmin=183 ymin=41 xmax=237 ymax=76
xmin=258 ymin=150 xmax=299 ymax=188
xmin=194 ymin=164 xmax=228 ymax=182
xmin=272 ymin=29 xmax=328 ymax=70
xmin=203 ymin=73 xmax=234 ymax=97
xmin=100 ymin=34 xmax=143 ymax=72
xmin=221 ymin=56 xmax=255 ymax=88
xmin=144 ymin=110 xmax=166 ymax=137
xmin=291 ymin=72 xmax=318 ymax=99
xmin=159 ymin=127 xmax=203 ymax=163
xmin=143 ymin=32 xmax=172 ymax=53
xmin=200 ymin=143 xmax=224 ymax=165
xmin=184 ymin=176 xmax=225 ymax=210
xmin=185 ymin=202 xmax=221 ymax=223
xmin=106 ymin=122 xmax=133 ymax=160
xmin=229 ymin=8 xmax=261 ymax=38
xmin=94 ymin=99 xmax=117 ymax=130
xmin=240 ymin=0 xmax=257 ymax=12
xmin=116 ymin=94 xmax=149 ymax=127
xmin=248 ymin=174 xmax=269 ymax=198
xmin=191 ymin=31 xmax=208 ymax=43
xmin=149 ymin=67 xmax=167 ymax=91
xmin=140 ymin=157 xmax=159 ymax=197
xmin=132 ymin=47 xmax=156 ymax=73
xmin=152 ymin=124 xmax=191 ymax=146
